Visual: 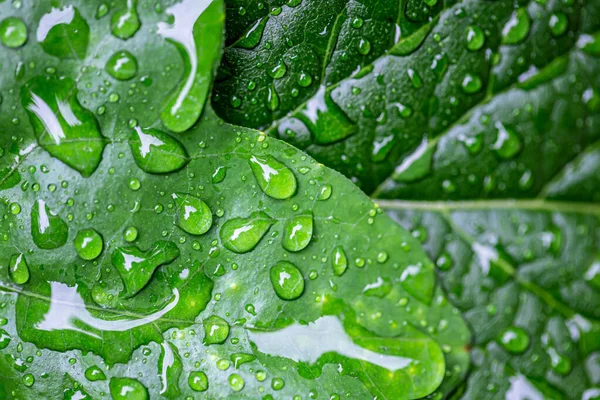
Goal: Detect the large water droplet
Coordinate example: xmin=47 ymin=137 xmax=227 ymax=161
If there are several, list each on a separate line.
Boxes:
xmin=249 ymin=155 xmax=297 ymax=199
xmin=112 ymin=241 xmax=180 ymax=298
xmin=203 ymin=315 xmax=230 ymax=345
xmin=332 ymin=246 xmax=348 ymax=276
xmin=111 ymin=0 xmax=141 ymax=39
xmin=31 ymin=200 xmax=68 ymax=250
xmin=267 ymin=85 xmax=280 ymax=111
xmin=158 ymin=0 xmax=223 ymax=132
xmin=21 ymin=76 xmax=107 ymax=177
xmin=174 ymin=193 xmax=212 ymax=236
xmin=233 ymin=16 xmax=268 ymax=49
xmin=220 ymin=211 xmax=274 ymax=253
xmin=109 ymin=377 xmax=148 ymax=400
xmin=0 ymin=17 xmax=28 ymax=48
xmin=400 ymin=263 xmax=434 ymax=304
xmin=461 ymin=73 xmax=482 ymax=94
xmin=106 ymin=50 xmax=138 ymax=80
xmin=492 ymin=122 xmax=522 ymax=159
xmin=577 ymin=32 xmax=600 ymax=56
xmin=229 ymin=374 xmax=245 ymax=392
xmin=129 ymin=127 xmax=188 ymax=174
xmin=501 ymin=8 xmax=531 ymax=45
xmin=268 ymin=59 xmax=287 ymax=79
xmin=0 ymin=329 xmax=12 ymax=349
xmin=497 ymin=326 xmax=530 ymax=354
xmin=159 ymin=341 xmax=183 ymax=398
xmin=282 ymin=212 xmax=313 ymax=252
xmin=188 ymin=371 xmax=208 ymax=392
xmin=74 ymin=229 xmax=104 ymax=260
xmin=270 ymin=261 xmax=305 ymax=300
xmin=212 ymin=166 xmax=226 ymax=183
xmin=465 ymin=25 xmax=485 ymax=51
xmin=37 ymin=6 xmax=89 ymax=59
xmin=548 ymin=13 xmax=568 ymax=37
xmin=392 ymin=139 xmax=434 ymax=182
xmin=85 ymin=365 xmax=106 ymax=381
xmin=9 ymin=253 xmax=30 ymax=285
xmin=231 ymin=353 xmax=256 ymax=368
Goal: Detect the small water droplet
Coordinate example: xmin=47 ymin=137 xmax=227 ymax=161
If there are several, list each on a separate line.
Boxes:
xmin=548 ymin=13 xmax=568 ymax=37
xmin=9 ymin=253 xmax=30 ymax=284
xmin=358 ymin=38 xmax=371 ymax=55
xmin=106 ymin=50 xmax=138 ymax=80
xmin=318 ymin=184 xmax=332 ymax=200
xmin=492 ymin=122 xmax=522 ymax=159
xmin=497 ymin=326 xmax=530 ymax=354
xmin=85 ymin=365 xmax=107 ymax=381
xmin=332 ymin=246 xmax=348 ymax=276
xmin=268 ymin=60 xmax=287 ymax=79
xmin=188 ymin=371 xmax=208 ymax=392
xmin=212 ymin=166 xmax=227 ymax=183
xmin=461 ymin=73 xmax=482 ymax=94
xmin=229 ymin=374 xmax=245 ymax=392
xmin=74 ymin=229 xmax=104 ymax=261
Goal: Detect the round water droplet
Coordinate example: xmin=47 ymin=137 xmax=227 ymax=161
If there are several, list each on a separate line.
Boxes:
xmin=9 ymin=254 xmax=29 ymax=285
xmin=175 ymin=193 xmax=212 ymax=236
xmin=461 ymin=73 xmax=482 ymax=94
xmin=270 ymin=261 xmax=305 ymax=300
xmin=318 ymin=184 xmax=332 ymax=200
xmin=37 ymin=6 xmax=90 ymax=59
xmin=548 ymin=13 xmax=568 ymax=37
xmin=73 ymin=230 xmax=103 ymax=262
xmin=492 ymin=122 xmax=522 ymax=159
xmin=498 ymin=326 xmax=530 ymax=354
xmin=229 ymin=374 xmax=245 ymax=392
xmin=0 ymin=17 xmax=28 ymax=48
xmin=351 ymin=17 xmax=364 ymax=29
xmin=220 ymin=211 xmax=274 ymax=253
xmin=268 ymin=60 xmax=287 ymax=79
xmin=106 ymin=50 xmax=138 ymax=80
xmin=332 ymin=246 xmax=348 ymax=276
xmin=109 ymin=377 xmax=148 ymax=400
xmin=188 ymin=371 xmax=208 ymax=392
xmin=282 ymin=212 xmax=313 ymax=252
xmin=465 ymin=25 xmax=485 ymax=51
xmin=272 ymin=377 xmax=285 ymax=390
xmin=502 ymin=8 xmax=531 ymax=45
xmin=297 ymin=72 xmax=313 ymax=87
xmin=376 ymin=251 xmax=388 ymax=263
xmin=436 ymin=252 xmax=453 ymax=270
xmin=85 ymin=365 xmax=107 ymax=381
xmin=203 ymin=315 xmax=230 ymax=345
xmin=23 ymin=374 xmax=35 ymax=387
xmin=358 ymin=38 xmax=371 ymax=55
xmin=124 ymin=226 xmax=138 ymax=242
xmin=249 ymin=154 xmax=297 ymax=199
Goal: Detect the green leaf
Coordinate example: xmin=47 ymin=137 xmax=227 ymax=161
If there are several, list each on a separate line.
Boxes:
xmin=0 ymin=1 xmax=470 ymax=398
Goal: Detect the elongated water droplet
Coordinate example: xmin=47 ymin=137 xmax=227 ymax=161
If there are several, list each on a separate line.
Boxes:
xmin=332 ymin=246 xmax=348 ymax=276
xmin=268 ymin=59 xmax=287 ymax=79
xmin=188 ymin=371 xmax=208 ymax=392
xmin=9 ymin=253 xmax=29 ymax=284
xmin=546 ymin=346 xmax=571 ymax=375
xmin=548 ymin=13 xmax=568 ymax=37
xmin=129 ymin=127 xmax=188 ymax=174
xmin=203 ymin=315 xmax=230 ymax=345
xmin=0 ymin=17 xmax=28 ymax=48
xmin=37 ymin=6 xmax=89 ymax=59
xmin=498 ymin=326 xmax=530 ymax=354
xmin=220 ymin=211 xmax=274 ymax=253
xmin=282 ymin=212 xmax=313 ymax=252
xmin=106 ymin=50 xmax=138 ymax=80
xmin=111 ymin=0 xmax=140 ymax=39
xmin=21 ymin=76 xmax=107 ymax=177
xmin=212 ymin=166 xmax=226 ymax=183
xmin=158 ymin=0 xmax=223 ymax=132
xmin=363 ymin=277 xmax=392 ymax=298
xmin=400 ymin=263 xmax=434 ymax=304
xmin=502 ymin=8 xmax=531 ymax=45
xmin=74 ymin=229 xmax=103 ymax=260
xmin=231 ymin=353 xmax=256 ymax=368
xmin=0 ymin=329 xmax=11 ymax=349
xmin=31 ymin=200 xmax=68 ymax=250
xmin=112 ymin=241 xmax=180 ymax=298
xmin=585 ymin=257 xmax=600 ymax=290
xmin=109 ymin=377 xmax=148 ymax=400
xmin=174 ymin=193 xmax=212 ymax=236
xmin=358 ymin=38 xmax=371 ymax=55
xmin=430 ymin=53 xmax=448 ymax=82
xmin=233 ymin=16 xmax=268 ymax=49
xmin=492 ymin=122 xmax=522 ymax=159
xmin=270 ymin=261 xmax=305 ymax=300
xmin=577 ymin=33 xmax=600 ymax=56
xmin=159 ymin=341 xmax=183 ymax=399
xmin=392 ymin=139 xmax=434 ymax=182
xmin=267 ymin=85 xmax=280 ymax=111
xmin=249 ymin=155 xmax=297 ymax=199
xmin=318 ymin=184 xmax=332 ymax=200
xmin=407 ymin=68 xmax=422 ymax=88
xmin=85 ymin=365 xmax=106 ymax=381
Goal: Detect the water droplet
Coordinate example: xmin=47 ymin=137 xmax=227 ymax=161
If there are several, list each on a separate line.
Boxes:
xmin=585 ymin=257 xmax=600 ymax=290
xmin=37 ymin=6 xmax=89 ymax=59
xmin=548 ymin=13 xmax=568 ymax=37
xmin=229 ymin=374 xmax=245 ymax=392
xmin=272 ymin=377 xmax=285 ymax=390
xmin=578 ymin=33 xmax=600 ymax=56
xmin=174 ymin=193 xmax=212 ymax=236
xmin=465 ymin=25 xmax=485 ymax=51
xmin=318 ymin=184 xmax=332 ymax=200
xmin=9 ymin=253 xmax=29 ymax=284
xmin=109 ymin=377 xmax=149 ymax=400
xmin=376 ymin=251 xmax=388 ymax=263
xmin=458 ymin=132 xmax=483 ymax=154
xmin=0 ymin=329 xmax=11 ymax=349
xmin=203 ymin=315 xmax=230 ymax=345
xmin=129 ymin=127 xmax=188 ymax=174
xmin=268 ymin=60 xmax=287 ymax=79
xmin=270 ymin=261 xmax=305 ymax=300
xmin=502 ymin=8 xmax=531 ymax=45
xmin=233 ymin=16 xmax=268 ymax=49
xmin=0 ymin=17 xmax=28 ymax=48
xmin=332 ymin=246 xmax=348 ymax=276
xmin=74 ymin=229 xmax=104 ymax=261
xmin=267 ymin=85 xmax=280 ymax=111
xmin=106 ymin=50 xmax=138 ymax=80
xmin=282 ymin=212 xmax=313 ymax=252
xmin=231 ymin=353 xmax=256 ymax=368
xmin=358 ymin=38 xmax=371 ymax=55
xmin=400 ymin=263 xmax=434 ymax=303
xmin=21 ymin=76 xmax=106 ymax=176
xmin=220 ymin=211 xmax=274 ymax=253
xmin=212 ymin=166 xmax=226 ymax=183
xmin=112 ymin=241 xmax=180 ymax=298
xmin=407 ymin=68 xmax=423 ymax=88
xmin=546 ymin=346 xmax=571 ymax=375
xmin=31 ymin=200 xmax=68 ymax=250
xmin=492 ymin=122 xmax=522 ymax=159
xmin=158 ymin=341 xmax=183 ymax=398
xmin=249 ymin=155 xmax=297 ymax=199
xmin=158 ymin=0 xmax=223 ymax=132
xmin=124 ymin=226 xmax=138 ymax=242
xmin=23 ymin=374 xmax=35 ymax=387
xmin=436 ymin=252 xmax=453 ymax=270
xmin=461 ymin=73 xmax=482 ymax=94
xmin=351 ymin=18 xmax=364 ymax=29
xmin=96 ymin=3 xmax=109 ymax=19
xmin=85 ymin=365 xmax=106 ymax=381
xmin=497 ymin=326 xmax=530 ymax=354
xmin=430 ymin=53 xmax=448 ymax=82
xmin=111 ymin=0 xmax=141 ymax=39
xmin=297 ymin=72 xmax=313 ymax=87
xmin=392 ymin=139 xmax=434 ymax=182
xmin=188 ymin=371 xmax=208 ymax=392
